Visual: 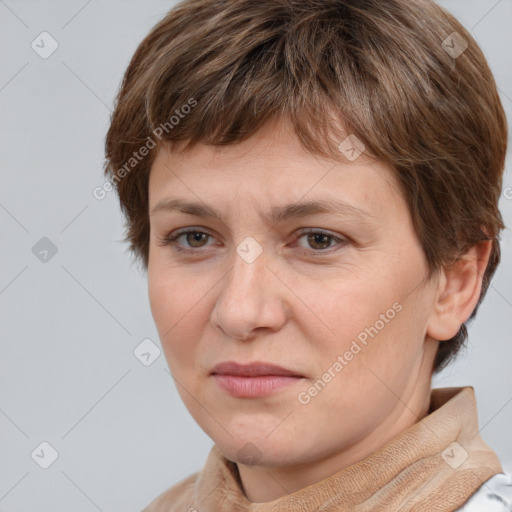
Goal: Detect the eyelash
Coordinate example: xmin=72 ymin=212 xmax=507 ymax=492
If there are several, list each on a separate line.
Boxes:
xmin=158 ymin=228 xmax=347 ymax=256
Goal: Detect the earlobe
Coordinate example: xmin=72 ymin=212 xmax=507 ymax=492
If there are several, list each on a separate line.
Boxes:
xmin=426 ymin=240 xmax=493 ymax=341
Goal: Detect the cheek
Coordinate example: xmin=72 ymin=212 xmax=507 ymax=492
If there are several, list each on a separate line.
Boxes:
xmin=148 ymin=277 xmax=174 ymax=335
xmin=314 ymin=263 xmax=428 ymax=371
xmin=303 ymin=272 xmax=396 ymax=350
xmin=147 ymin=274 xmax=203 ymax=365
xmin=148 ymin=259 xmax=213 ymax=329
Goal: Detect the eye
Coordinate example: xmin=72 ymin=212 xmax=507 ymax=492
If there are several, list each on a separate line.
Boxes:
xmin=293 ymin=229 xmax=347 ymax=255
xmin=158 ymin=229 xmax=214 ymax=254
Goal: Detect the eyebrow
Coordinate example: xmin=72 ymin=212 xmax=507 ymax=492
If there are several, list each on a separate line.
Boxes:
xmin=150 ymin=198 xmax=374 ymax=224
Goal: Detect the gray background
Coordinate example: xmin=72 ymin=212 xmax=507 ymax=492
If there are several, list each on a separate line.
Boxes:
xmin=0 ymin=1 xmax=510 ymax=510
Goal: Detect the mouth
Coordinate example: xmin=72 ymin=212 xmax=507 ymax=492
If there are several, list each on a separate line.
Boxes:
xmin=210 ymin=361 xmax=305 ymax=398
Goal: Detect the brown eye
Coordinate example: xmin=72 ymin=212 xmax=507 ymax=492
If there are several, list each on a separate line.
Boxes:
xmin=294 ymin=229 xmax=347 ymax=255
xmin=185 ymin=232 xmax=209 ymax=247
xmin=306 ymin=232 xmax=332 ymax=250
xmin=159 ymin=229 xmax=214 ymax=254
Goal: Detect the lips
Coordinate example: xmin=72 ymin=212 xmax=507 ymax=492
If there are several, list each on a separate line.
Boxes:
xmin=211 ymin=361 xmax=305 ymax=398
xmin=211 ymin=361 xmax=303 ymax=377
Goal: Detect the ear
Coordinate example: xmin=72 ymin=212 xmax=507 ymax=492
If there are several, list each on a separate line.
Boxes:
xmin=426 ymin=240 xmax=493 ymax=341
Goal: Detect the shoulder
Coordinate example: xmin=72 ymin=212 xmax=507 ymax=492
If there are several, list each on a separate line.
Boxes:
xmin=456 ymin=472 xmax=512 ymax=511
xmin=141 ymin=471 xmax=199 ymax=512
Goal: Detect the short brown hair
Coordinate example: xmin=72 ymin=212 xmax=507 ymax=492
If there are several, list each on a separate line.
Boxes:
xmin=104 ymin=0 xmax=508 ymax=373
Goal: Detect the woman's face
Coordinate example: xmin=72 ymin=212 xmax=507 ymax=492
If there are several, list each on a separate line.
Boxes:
xmin=147 ymin=118 xmax=440 ymax=470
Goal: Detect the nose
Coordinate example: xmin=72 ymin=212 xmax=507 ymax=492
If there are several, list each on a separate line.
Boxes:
xmin=211 ymin=242 xmax=288 ymax=341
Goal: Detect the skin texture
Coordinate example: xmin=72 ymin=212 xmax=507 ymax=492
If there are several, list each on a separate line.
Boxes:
xmin=147 ymin=117 xmax=492 ymax=503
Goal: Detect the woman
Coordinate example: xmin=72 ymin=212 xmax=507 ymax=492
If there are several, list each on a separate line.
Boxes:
xmin=104 ymin=0 xmax=511 ymax=510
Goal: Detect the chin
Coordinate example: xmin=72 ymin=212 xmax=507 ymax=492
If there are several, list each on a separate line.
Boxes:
xmin=216 ymin=435 xmax=307 ymax=468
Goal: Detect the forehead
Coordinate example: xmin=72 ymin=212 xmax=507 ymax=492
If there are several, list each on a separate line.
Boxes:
xmin=148 ymin=120 xmax=404 ymax=222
